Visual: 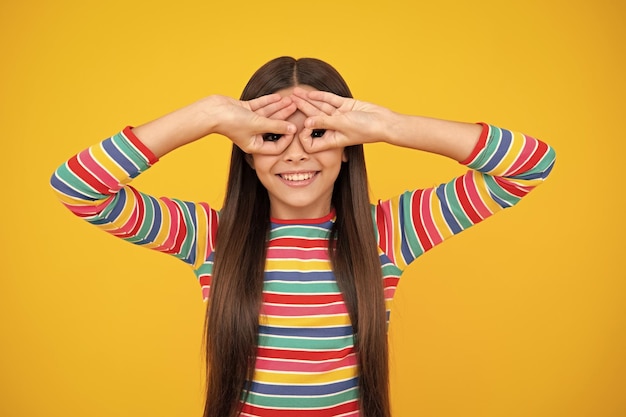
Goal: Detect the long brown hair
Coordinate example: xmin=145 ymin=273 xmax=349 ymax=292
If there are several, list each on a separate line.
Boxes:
xmin=204 ymin=57 xmax=390 ymax=417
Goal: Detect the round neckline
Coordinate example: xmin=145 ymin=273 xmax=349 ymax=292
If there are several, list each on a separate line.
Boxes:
xmin=270 ymin=209 xmax=336 ymax=225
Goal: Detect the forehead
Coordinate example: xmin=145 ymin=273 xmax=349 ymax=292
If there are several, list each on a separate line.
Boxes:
xmin=275 ymin=84 xmax=316 ymax=97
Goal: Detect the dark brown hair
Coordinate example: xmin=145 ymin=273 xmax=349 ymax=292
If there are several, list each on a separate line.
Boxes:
xmin=204 ymin=57 xmax=390 ymax=417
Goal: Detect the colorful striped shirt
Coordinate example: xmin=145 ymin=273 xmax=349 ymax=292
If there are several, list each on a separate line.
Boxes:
xmin=50 ymin=123 xmax=555 ymax=416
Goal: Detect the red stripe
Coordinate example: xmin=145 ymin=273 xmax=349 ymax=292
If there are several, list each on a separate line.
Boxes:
xmin=454 ymin=176 xmax=482 ymax=223
xmin=122 ymin=126 xmax=159 ymax=165
xmin=375 ymin=204 xmax=388 ymax=255
xmin=256 ymin=346 xmax=354 ymax=361
xmin=510 ymin=140 xmax=548 ymax=177
xmin=199 ymin=274 xmax=211 ymax=287
xmin=410 ymin=190 xmax=433 ymax=252
xmin=494 ymin=177 xmax=529 ymax=198
xmin=67 ymin=155 xmax=110 ymax=194
xmin=127 ymin=187 xmax=145 ymax=237
xmin=459 ymin=122 xmax=489 ymax=165
xmin=241 ymin=400 xmax=358 ymax=416
xmin=270 ymin=237 xmax=328 ymax=248
xmin=263 ymin=293 xmax=344 ymax=305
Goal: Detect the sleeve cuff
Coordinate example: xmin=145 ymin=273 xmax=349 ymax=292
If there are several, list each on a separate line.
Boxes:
xmin=122 ymin=125 xmax=159 ymax=165
xmin=459 ymin=122 xmax=489 ymax=166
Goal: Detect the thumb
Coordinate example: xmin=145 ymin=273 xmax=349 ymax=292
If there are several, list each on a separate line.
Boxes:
xmin=256 ymin=116 xmax=296 ymax=135
xmin=304 ymin=114 xmax=343 ymax=131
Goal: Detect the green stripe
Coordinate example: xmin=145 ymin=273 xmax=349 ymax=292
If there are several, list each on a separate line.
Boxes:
xmin=246 ymin=387 xmax=358 ymax=408
xmin=172 ymin=198 xmax=197 ymax=262
xmin=127 ymin=193 xmax=156 ymax=243
xmin=111 ymin=132 xmax=150 ymax=169
xmin=381 ymin=262 xmax=402 ymax=277
xmin=263 ymin=281 xmax=341 ymax=294
xmin=258 ymin=334 xmax=354 ymax=350
xmin=443 ymin=181 xmax=473 ymax=229
xmin=56 ymin=163 xmax=104 ymax=200
xmin=483 ymin=174 xmax=522 ymax=206
xmin=270 ymin=225 xmax=331 ymax=239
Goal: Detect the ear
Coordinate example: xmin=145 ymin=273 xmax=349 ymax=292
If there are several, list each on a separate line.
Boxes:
xmin=245 ymin=153 xmax=255 ymax=170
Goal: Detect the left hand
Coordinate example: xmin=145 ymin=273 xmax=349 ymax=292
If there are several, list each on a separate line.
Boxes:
xmin=291 ymin=87 xmax=397 ymax=152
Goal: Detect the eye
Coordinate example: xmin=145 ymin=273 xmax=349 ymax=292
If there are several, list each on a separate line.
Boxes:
xmin=311 ymin=129 xmax=326 ymax=138
xmin=262 ymin=133 xmax=283 ymax=142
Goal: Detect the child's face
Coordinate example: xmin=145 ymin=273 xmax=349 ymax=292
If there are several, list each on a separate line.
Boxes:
xmin=249 ymin=86 xmax=347 ymax=220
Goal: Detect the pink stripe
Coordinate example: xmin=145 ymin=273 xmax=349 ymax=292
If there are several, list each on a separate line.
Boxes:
xmin=261 ymin=302 xmax=348 ymax=316
xmin=151 ymin=198 xmax=180 ymax=251
xmin=463 ymin=173 xmax=493 ymax=219
xmin=384 ymin=287 xmax=397 ymax=300
xmin=419 ymin=188 xmax=444 ymax=246
xmin=80 ymin=149 xmax=120 ymax=189
xmin=255 ymin=353 xmax=357 ymax=372
xmin=267 ymin=248 xmax=329 ymax=259
xmin=508 ymin=135 xmax=535 ymax=175
xmin=63 ymin=197 xmax=113 ymax=215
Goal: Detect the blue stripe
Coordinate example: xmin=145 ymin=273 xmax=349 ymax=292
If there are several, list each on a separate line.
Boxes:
xmin=143 ymin=195 xmax=162 ymax=243
xmin=436 ymin=184 xmax=462 ymax=234
xmin=102 ymin=139 xmax=138 ymax=176
xmin=50 ymin=172 xmax=94 ymax=200
xmin=515 ymin=171 xmax=547 ymax=180
xmin=258 ymin=324 xmax=353 ymax=338
xmin=249 ymin=377 xmax=358 ymax=396
xmin=398 ymin=194 xmax=415 ymax=263
xmin=131 ymin=196 xmax=158 ymax=245
xmin=182 ymin=201 xmax=197 ymax=265
xmin=88 ymin=190 xmax=125 ymax=225
xmin=489 ymin=191 xmax=511 ymax=208
xmin=264 ymin=270 xmax=335 ymax=282
xmin=481 ymin=128 xmax=512 ymax=173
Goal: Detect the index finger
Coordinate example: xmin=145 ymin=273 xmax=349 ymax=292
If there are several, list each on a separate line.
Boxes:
xmin=305 ymin=90 xmax=347 ymax=108
xmin=247 ymin=93 xmax=284 ymax=112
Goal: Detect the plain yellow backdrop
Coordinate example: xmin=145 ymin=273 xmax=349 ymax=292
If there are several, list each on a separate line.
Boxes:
xmin=1 ymin=0 xmax=624 ymax=416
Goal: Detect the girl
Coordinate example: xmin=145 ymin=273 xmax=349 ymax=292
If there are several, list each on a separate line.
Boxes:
xmin=50 ymin=56 xmax=556 ymax=417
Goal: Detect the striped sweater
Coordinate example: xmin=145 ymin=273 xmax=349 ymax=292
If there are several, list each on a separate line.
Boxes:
xmin=50 ymin=123 xmax=556 ymax=416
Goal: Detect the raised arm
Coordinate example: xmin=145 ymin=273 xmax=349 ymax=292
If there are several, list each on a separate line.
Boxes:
xmin=291 ymin=88 xmax=556 ymax=269
xmin=50 ymin=94 xmax=299 ymax=269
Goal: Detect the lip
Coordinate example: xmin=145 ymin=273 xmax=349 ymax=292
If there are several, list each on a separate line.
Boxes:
xmin=276 ymin=171 xmax=319 ymax=187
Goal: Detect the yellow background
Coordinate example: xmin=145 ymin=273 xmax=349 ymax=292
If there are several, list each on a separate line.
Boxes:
xmin=1 ymin=0 xmax=624 ymax=416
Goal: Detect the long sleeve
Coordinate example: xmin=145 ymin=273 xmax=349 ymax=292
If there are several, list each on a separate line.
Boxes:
xmin=373 ymin=123 xmax=556 ymax=271
xmin=50 ymin=127 xmax=219 ymax=270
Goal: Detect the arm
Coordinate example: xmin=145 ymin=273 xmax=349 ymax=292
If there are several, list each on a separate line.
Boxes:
xmin=50 ymin=94 xmax=298 ymax=268
xmin=291 ymin=88 xmax=556 ymax=269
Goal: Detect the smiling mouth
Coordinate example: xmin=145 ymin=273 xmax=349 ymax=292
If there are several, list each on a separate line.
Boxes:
xmin=279 ymin=171 xmax=317 ymax=182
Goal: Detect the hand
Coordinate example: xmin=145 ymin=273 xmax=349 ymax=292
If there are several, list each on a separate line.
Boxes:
xmin=291 ymin=87 xmax=397 ymax=152
xmin=208 ymin=94 xmax=297 ymax=154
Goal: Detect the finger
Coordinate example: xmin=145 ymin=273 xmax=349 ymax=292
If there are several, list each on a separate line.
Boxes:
xmin=291 ymin=95 xmax=324 ymax=117
xmin=292 ymin=89 xmax=338 ymax=115
xmin=253 ymin=115 xmax=296 ymax=136
xmin=253 ymin=96 xmax=293 ymax=118
xmin=307 ymin=90 xmax=347 ymax=108
xmin=266 ymin=102 xmax=297 ymax=121
xmin=247 ymin=93 xmax=283 ymax=112
xmin=304 ymin=114 xmax=348 ymax=132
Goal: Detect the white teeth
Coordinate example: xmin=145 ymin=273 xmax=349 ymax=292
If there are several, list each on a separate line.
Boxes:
xmin=282 ymin=172 xmax=314 ymax=181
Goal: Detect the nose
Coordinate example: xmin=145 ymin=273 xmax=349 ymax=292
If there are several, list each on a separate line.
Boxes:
xmin=283 ymin=136 xmax=309 ymax=162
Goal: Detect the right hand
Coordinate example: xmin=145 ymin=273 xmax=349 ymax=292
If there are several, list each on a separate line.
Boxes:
xmin=207 ymin=94 xmax=298 ymax=154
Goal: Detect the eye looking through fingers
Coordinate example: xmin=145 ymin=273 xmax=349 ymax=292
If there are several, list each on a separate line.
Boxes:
xmin=311 ymin=129 xmax=326 ymax=138
xmin=262 ymin=133 xmax=283 ymax=142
